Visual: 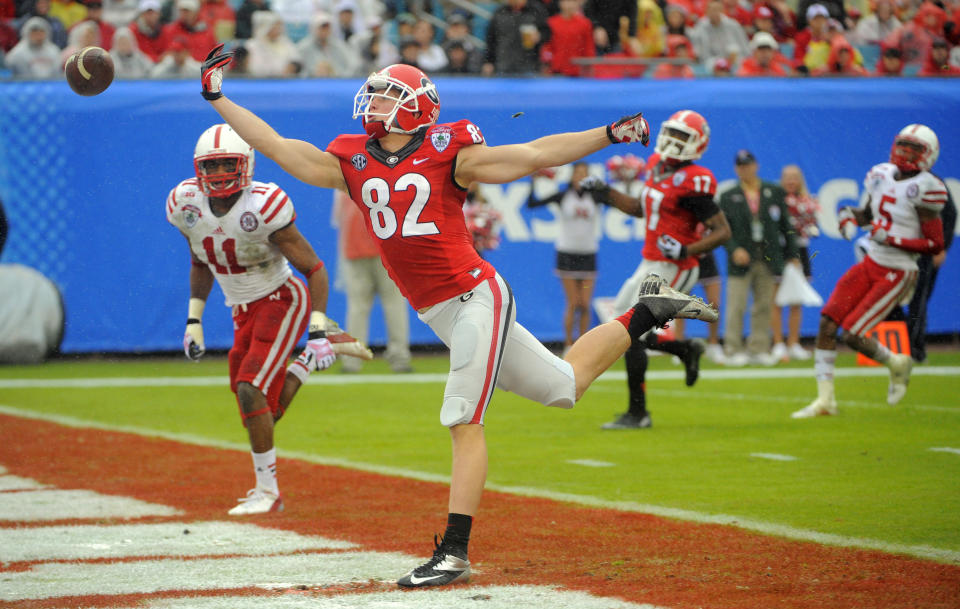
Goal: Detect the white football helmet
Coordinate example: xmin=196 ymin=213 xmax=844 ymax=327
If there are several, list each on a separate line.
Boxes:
xmin=655 ymin=110 xmax=710 ymax=163
xmin=194 ymin=124 xmax=255 ymax=197
xmin=890 ymin=124 xmax=939 ymax=173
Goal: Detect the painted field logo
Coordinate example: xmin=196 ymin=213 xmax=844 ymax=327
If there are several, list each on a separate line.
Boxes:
xmin=182 ymin=204 xmax=201 ymax=228
xmin=240 ymin=211 xmax=258 ymax=232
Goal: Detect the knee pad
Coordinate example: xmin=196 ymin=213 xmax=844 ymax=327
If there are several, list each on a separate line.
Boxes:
xmin=441 ymin=396 xmax=473 ymax=427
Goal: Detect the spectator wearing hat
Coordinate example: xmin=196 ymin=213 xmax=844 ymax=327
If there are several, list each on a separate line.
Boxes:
xmin=80 ymin=1 xmax=115 ymax=50
xmin=719 ymin=149 xmax=799 ymax=366
xmin=711 ymin=55 xmax=732 ymax=74
xmin=149 ymin=34 xmax=198 ymax=75
xmin=297 ymin=11 xmax=359 ymax=76
xmin=793 ymin=3 xmax=833 ymax=72
xmin=664 ymin=3 xmax=689 ymax=36
xmin=721 ymin=0 xmax=752 ymax=28
xmin=541 ymin=0 xmax=595 ymax=75
xmin=49 ymin=0 xmax=87 ymax=30
xmin=483 ymin=0 xmax=550 ymax=75
xmin=851 ymin=0 xmax=901 ymax=46
xmin=441 ymin=12 xmax=483 ymax=73
xmin=883 ymin=1 xmax=949 ymax=65
xmin=6 ymin=16 xmax=61 ymax=77
xmin=689 ymin=0 xmax=749 ymax=69
xmin=737 ymin=31 xmax=791 ymax=74
xmin=795 ymin=0 xmax=846 ymax=31
xmin=751 ymin=3 xmax=795 ymax=41
xmin=128 ymin=0 xmax=164 ymax=60
xmin=874 ymin=44 xmax=904 ymax=74
xmin=196 ymin=0 xmax=234 ymax=42
xmin=245 ymin=9 xmax=299 ymax=76
xmin=651 ymin=34 xmax=696 ymax=78
xmin=333 ymin=0 xmax=364 ymax=43
xmin=919 ymin=37 xmax=960 ymax=75
xmin=61 ymin=18 xmax=100 ymax=65
xmin=349 ymin=15 xmax=398 ymax=74
xmin=110 ymin=25 xmax=154 ymax=77
xmin=234 ymin=0 xmax=267 ymax=39
xmin=812 ymin=34 xmax=867 ymax=75
xmin=13 ymin=0 xmax=68 ymax=48
xmin=160 ymin=0 xmax=216 ymax=61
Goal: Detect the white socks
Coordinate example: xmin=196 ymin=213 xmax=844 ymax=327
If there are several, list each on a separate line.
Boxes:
xmin=873 ymin=343 xmax=892 ymax=365
xmin=251 ymin=448 xmax=279 ymax=496
xmin=814 ymin=349 xmax=837 ymax=402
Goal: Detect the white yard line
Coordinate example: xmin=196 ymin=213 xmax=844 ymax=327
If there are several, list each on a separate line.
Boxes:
xmin=566 ymin=459 xmax=616 ymax=468
xmin=2 ymin=405 xmax=958 ymax=565
xmin=1 ymin=366 xmax=958 ymax=389
xmin=749 ymin=453 xmax=798 ymax=462
xmin=929 ymin=447 xmax=960 ymax=455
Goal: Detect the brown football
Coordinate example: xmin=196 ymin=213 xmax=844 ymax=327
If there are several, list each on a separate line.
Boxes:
xmin=65 ymin=46 xmax=114 ymax=96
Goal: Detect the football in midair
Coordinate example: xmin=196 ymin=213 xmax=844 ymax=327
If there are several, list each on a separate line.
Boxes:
xmin=65 ymin=46 xmax=114 ymax=97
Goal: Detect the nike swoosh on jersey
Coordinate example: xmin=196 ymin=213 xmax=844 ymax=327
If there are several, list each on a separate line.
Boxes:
xmin=412 ymin=158 xmax=430 ymax=165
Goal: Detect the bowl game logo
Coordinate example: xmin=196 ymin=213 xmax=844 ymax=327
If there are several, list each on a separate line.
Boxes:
xmin=431 ymin=126 xmax=452 ymax=153
xmin=182 ymin=204 xmax=201 ymax=228
xmin=907 ymin=183 xmax=919 ymax=199
xmin=673 ymin=170 xmax=686 ymax=186
xmin=351 ymin=153 xmax=367 ymax=171
xmin=240 ymin=211 xmax=259 ymax=232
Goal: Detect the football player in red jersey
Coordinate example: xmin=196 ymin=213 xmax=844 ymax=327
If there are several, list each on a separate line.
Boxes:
xmin=199 ymin=46 xmax=718 ymax=587
xmin=582 ymin=110 xmax=731 ymax=429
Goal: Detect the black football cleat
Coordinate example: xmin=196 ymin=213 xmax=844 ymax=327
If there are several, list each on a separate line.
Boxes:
xmin=681 ymin=339 xmax=706 ymax=387
xmin=397 ymin=535 xmax=471 ymax=588
xmin=601 ymin=412 xmax=652 ymax=430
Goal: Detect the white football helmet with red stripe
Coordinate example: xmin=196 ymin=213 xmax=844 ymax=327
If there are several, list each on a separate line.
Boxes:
xmin=194 ymin=124 xmax=255 ymax=197
xmin=655 ymin=110 xmax=710 ymax=163
xmin=353 ymin=64 xmax=440 ymax=138
xmin=890 ymin=124 xmax=939 ymax=173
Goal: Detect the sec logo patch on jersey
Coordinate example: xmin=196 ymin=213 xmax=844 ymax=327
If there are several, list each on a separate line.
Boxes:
xmin=351 ymin=154 xmax=368 ymax=171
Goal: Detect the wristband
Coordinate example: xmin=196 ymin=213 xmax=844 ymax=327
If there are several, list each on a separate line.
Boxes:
xmin=188 ymin=298 xmax=205 ymax=321
xmin=605 ymin=124 xmax=618 ymax=145
xmin=187 ymin=318 xmax=201 ymax=325
xmin=306 ymin=260 xmax=324 ymax=279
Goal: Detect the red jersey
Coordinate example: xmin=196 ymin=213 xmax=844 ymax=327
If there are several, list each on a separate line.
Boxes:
xmin=327 ymin=120 xmax=495 ymax=310
xmin=639 ymin=153 xmax=719 ymax=270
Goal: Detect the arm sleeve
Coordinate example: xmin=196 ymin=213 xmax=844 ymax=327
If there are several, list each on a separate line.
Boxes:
xmin=527 ymin=189 xmax=564 ymax=209
xmin=678 ymin=194 xmax=721 ymax=222
xmin=889 ymin=217 xmax=944 ymax=255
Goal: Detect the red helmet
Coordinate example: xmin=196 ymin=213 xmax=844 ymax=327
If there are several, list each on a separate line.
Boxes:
xmin=655 ymin=110 xmax=710 ymax=162
xmin=889 ymin=123 xmax=939 ymax=173
xmin=606 ymin=153 xmax=645 ymax=180
xmin=193 ymin=124 xmax=254 ymax=197
xmin=353 ymin=64 xmax=440 ymax=138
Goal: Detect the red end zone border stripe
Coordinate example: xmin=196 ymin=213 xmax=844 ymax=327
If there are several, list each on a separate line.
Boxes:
xmin=0 ymin=413 xmax=957 ymax=609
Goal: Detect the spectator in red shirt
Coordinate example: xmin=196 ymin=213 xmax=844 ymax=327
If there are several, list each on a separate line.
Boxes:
xmin=542 ymin=0 xmax=595 ymax=75
xmin=793 ymin=3 xmax=833 ymax=72
xmin=80 ymin=0 xmax=115 ymax=50
xmin=874 ymin=44 xmax=904 ymax=75
xmin=160 ymin=0 xmax=216 ymax=62
xmin=884 ymin=1 xmax=948 ymax=65
xmin=197 ymin=0 xmax=235 ymax=42
xmin=751 ymin=4 xmax=795 ymax=41
xmin=919 ymin=37 xmax=960 ymax=75
xmin=723 ymin=0 xmax=752 ymax=28
xmin=813 ymin=34 xmax=868 ymax=75
xmin=651 ymin=34 xmax=696 ymax=78
xmin=129 ymin=0 xmax=165 ymax=61
xmin=738 ymin=31 xmax=789 ymax=74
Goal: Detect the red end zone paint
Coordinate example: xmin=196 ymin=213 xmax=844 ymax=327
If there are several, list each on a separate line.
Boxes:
xmin=1 ymin=413 xmax=958 ymax=609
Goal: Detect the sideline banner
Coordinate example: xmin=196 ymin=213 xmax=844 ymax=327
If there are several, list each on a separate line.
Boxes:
xmin=0 ymin=78 xmax=956 ymax=352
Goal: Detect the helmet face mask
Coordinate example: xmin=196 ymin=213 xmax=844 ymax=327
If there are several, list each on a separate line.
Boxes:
xmin=889 ymin=124 xmax=939 ymax=173
xmin=194 ymin=124 xmax=255 ymax=197
xmin=353 ymin=64 xmax=440 ymax=137
xmin=655 ymin=110 xmax=710 ymax=163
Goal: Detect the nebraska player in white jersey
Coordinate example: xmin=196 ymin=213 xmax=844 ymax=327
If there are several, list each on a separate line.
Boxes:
xmin=167 ymin=124 xmax=370 ymax=515
xmin=582 ymin=110 xmax=731 ymax=430
xmin=199 ymin=45 xmax=717 ymax=587
xmin=792 ymin=124 xmax=947 ymax=419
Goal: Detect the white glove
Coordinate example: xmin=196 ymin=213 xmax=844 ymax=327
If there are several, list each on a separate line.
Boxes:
xmin=607 ymin=112 xmax=650 ymax=146
xmin=295 ymin=335 xmax=336 ymax=371
xmin=183 ymin=321 xmax=205 ymax=361
xmin=869 ymin=223 xmax=889 ymax=244
xmin=838 ymin=207 xmax=859 ymax=241
xmin=657 ymin=234 xmax=687 ymax=260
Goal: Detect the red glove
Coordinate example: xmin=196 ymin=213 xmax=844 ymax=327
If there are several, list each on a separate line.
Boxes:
xmin=201 ymin=44 xmax=233 ymax=101
xmin=607 ymin=112 xmax=650 ymax=146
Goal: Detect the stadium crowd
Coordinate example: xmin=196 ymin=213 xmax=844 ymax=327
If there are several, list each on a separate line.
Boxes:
xmin=3 ymin=0 xmax=960 ymax=79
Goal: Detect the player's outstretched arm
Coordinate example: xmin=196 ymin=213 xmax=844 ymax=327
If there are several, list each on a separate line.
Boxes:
xmin=456 ymin=113 xmax=649 ymax=185
xmin=200 ymin=45 xmax=346 ymax=191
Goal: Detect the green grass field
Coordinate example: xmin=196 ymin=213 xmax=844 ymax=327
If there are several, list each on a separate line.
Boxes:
xmin=2 ymin=350 xmax=959 ymax=558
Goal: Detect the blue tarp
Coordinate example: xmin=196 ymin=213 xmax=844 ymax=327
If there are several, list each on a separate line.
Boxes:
xmin=1 ymin=77 xmax=957 ymax=352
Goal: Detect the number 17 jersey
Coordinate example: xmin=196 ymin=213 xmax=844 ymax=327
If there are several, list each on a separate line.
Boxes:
xmin=327 ymin=120 xmax=495 ymax=310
